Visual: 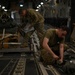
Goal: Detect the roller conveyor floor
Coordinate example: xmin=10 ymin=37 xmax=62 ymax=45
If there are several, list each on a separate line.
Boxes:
xmin=0 ymin=52 xmax=40 ymax=75
xmin=0 ymin=51 xmax=64 ymax=75
xmin=0 ymin=46 xmax=75 ymax=75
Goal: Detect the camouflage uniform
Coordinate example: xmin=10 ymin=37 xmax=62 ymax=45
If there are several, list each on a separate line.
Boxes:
xmin=41 ymin=29 xmax=68 ymax=64
xmin=19 ymin=8 xmax=45 ymax=45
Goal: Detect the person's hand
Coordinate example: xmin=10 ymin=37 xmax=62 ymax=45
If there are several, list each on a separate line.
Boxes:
xmin=52 ymin=54 xmax=59 ymax=60
xmin=58 ymin=58 xmax=63 ymax=64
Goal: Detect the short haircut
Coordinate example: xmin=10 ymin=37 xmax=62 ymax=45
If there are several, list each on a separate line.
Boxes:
xmin=59 ymin=25 xmax=69 ymax=33
xmin=19 ymin=8 xmax=27 ymax=14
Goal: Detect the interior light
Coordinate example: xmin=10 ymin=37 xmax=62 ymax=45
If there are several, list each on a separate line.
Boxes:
xmin=20 ymin=4 xmax=23 ymax=7
xmin=4 ymin=9 xmax=7 ymax=11
xmin=37 ymin=6 xmax=39 ymax=8
xmin=2 ymin=6 xmax=5 ymax=9
xmin=41 ymin=2 xmax=44 ymax=5
xmin=36 ymin=9 xmax=38 ymax=11
xmin=38 ymin=5 xmax=41 ymax=7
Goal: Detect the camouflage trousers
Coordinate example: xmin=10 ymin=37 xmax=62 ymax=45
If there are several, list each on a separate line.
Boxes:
xmin=41 ymin=44 xmax=69 ymax=65
xmin=18 ymin=31 xmax=34 ymax=47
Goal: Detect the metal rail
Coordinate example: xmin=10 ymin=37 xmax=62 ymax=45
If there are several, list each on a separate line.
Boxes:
xmin=47 ymin=65 xmax=61 ymax=75
xmin=38 ymin=62 xmax=49 ymax=75
xmin=13 ymin=58 xmax=26 ymax=75
xmin=0 ymin=59 xmax=18 ymax=75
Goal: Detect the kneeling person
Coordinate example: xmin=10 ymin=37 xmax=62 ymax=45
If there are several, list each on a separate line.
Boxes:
xmin=41 ymin=26 xmax=69 ymax=64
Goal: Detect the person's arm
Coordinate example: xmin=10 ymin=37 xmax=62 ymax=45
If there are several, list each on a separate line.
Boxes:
xmin=59 ymin=43 xmax=64 ymax=63
xmin=27 ymin=9 xmax=38 ymax=26
xmin=42 ymin=37 xmax=59 ymax=60
xmin=28 ymin=9 xmax=44 ymax=28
